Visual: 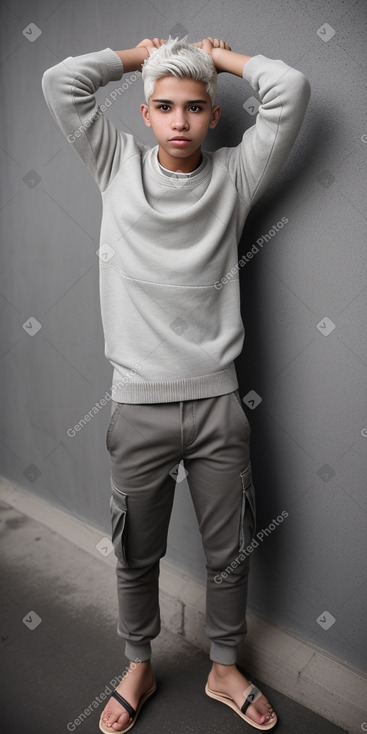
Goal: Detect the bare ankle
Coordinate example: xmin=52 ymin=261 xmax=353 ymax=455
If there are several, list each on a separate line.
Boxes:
xmin=127 ymin=659 xmax=151 ymax=670
xmin=211 ymin=662 xmax=236 ymax=676
xmin=129 ymin=659 xmax=151 ymax=665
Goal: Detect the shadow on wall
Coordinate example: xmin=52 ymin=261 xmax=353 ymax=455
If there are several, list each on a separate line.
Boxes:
xmin=234 ymin=115 xmax=321 ymax=622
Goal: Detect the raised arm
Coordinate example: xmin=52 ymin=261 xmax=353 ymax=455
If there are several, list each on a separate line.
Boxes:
xmin=212 ymin=46 xmax=311 ymax=206
xmin=197 ymin=37 xmax=252 ymax=76
xmin=41 ymin=44 xmax=151 ymax=191
xmin=113 ymin=37 xmax=166 ymax=71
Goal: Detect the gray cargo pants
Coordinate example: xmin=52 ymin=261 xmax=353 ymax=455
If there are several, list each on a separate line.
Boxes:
xmin=106 ymin=389 xmax=256 ymax=666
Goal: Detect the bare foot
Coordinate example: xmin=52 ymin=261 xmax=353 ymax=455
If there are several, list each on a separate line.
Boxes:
xmin=100 ymin=660 xmax=155 ymax=732
xmin=208 ymin=663 xmax=276 ymax=727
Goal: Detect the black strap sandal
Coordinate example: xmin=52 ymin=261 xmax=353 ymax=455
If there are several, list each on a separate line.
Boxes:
xmin=99 ymin=681 xmax=157 ymax=733
xmin=111 ymin=689 xmax=136 ymax=719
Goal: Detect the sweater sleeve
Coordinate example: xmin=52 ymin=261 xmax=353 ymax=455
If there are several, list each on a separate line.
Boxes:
xmin=41 ymin=48 xmax=142 ymax=191
xmin=226 ymin=54 xmax=311 ymax=207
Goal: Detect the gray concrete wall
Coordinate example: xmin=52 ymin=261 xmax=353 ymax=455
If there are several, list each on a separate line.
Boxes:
xmin=1 ymin=0 xmax=366 ymax=673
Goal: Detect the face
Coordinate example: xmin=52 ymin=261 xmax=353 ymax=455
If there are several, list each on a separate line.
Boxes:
xmin=140 ymin=76 xmax=221 ymax=172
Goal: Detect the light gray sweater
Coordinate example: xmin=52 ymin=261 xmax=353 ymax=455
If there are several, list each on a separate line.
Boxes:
xmin=42 ymin=48 xmax=310 ymax=403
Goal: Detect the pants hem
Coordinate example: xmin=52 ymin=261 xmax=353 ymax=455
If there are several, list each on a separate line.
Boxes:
xmin=125 ymin=641 xmax=152 ymax=662
xmin=210 ymin=641 xmax=238 ymax=665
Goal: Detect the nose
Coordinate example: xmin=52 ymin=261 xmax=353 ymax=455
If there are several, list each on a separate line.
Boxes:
xmin=172 ymin=109 xmax=189 ymax=130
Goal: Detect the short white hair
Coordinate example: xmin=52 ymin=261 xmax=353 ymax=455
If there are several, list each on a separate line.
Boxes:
xmin=141 ymin=36 xmax=217 ymax=106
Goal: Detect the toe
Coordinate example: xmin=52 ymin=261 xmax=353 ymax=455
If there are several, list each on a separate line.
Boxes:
xmin=246 ymin=696 xmax=276 ymax=726
xmin=101 ymin=703 xmax=130 ymax=732
xmin=112 ymin=712 xmax=132 ymax=731
xmin=246 ymin=703 xmax=265 ymax=725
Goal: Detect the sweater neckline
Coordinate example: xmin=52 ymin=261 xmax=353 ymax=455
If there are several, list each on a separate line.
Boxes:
xmin=145 ymin=145 xmax=210 ymax=187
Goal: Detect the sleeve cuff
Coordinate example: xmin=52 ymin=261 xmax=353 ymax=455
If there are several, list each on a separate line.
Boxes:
xmin=94 ymin=47 xmax=125 ymax=82
xmin=241 ymin=54 xmax=269 ymax=84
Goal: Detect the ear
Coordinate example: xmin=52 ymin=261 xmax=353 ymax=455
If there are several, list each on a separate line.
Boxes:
xmin=209 ymin=104 xmax=221 ymax=129
xmin=140 ymin=103 xmax=151 ymax=127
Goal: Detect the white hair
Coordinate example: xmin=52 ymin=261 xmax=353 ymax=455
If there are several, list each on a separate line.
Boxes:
xmin=141 ymin=36 xmax=217 ymax=106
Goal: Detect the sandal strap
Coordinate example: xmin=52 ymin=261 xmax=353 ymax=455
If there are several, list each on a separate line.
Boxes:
xmin=241 ymin=684 xmax=262 ymax=714
xmin=111 ymin=690 xmax=136 ymax=719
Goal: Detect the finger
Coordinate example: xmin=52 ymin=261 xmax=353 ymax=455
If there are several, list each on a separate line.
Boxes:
xmin=213 ymin=39 xmax=230 ymax=49
xmin=201 ymin=38 xmax=212 ymax=50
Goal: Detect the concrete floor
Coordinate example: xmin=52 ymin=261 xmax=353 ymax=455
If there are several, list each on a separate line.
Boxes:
xmin=0 ymin=497 xmax=348 ymax=734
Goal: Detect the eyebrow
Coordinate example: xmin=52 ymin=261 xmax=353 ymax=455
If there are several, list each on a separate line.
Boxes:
xmin=152 ymin=98 xmax=208 ymax=104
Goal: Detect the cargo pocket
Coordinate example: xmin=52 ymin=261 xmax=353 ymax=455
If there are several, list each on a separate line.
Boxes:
xmin=110 ymin=479 xmax=129 ymax=566
xmin=239 ymin=464 xmax=256 ymax=552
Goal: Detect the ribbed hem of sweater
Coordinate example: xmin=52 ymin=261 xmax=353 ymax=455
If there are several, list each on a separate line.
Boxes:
xmin=110 ymin=364 xmax=239 ymax=403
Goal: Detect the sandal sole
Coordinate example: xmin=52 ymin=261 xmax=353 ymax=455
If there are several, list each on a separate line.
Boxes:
xmin=205 ymin=682 xmax=277 ymax=730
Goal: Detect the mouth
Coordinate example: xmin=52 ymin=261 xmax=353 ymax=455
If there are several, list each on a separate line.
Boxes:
xmin=169 ymin=136 xmax=191 ymax=142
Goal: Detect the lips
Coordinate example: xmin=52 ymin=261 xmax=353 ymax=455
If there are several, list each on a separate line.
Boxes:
xmin=169 ymin=137 xmax=191 ymax=141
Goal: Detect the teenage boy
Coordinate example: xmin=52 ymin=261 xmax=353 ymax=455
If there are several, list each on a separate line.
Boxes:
xmin=42 ymin=35 xmax=310 ymax=733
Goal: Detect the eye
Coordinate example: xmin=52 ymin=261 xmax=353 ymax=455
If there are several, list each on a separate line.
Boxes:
xmin=157 ymin=104 xmax=170 ymax=111
xmin=189 ymin=105 xmax=202 ymax=112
